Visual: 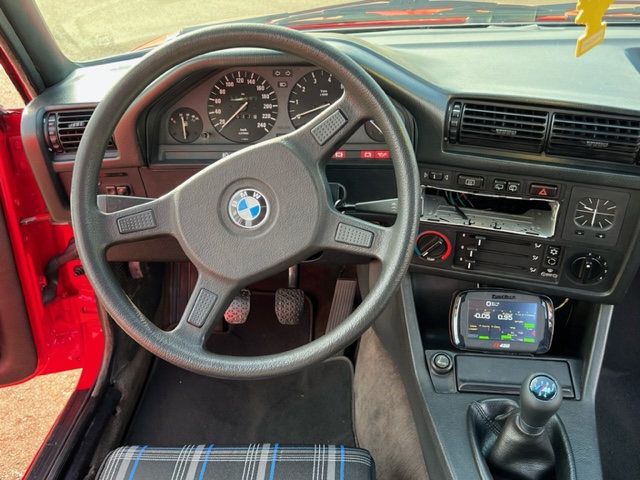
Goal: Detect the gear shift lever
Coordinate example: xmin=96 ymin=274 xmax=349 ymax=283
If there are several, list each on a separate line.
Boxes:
xmin=518 ymin=374 xmax=563 ymax=434
xmin=486 ymin=373 xmax=563 ymax=480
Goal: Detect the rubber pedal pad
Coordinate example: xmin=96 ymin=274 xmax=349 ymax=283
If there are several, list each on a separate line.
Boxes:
xmin=224 ymin=289 xmax=251 ymax=324
xmin=275 ymin=288 xmax=305 ymax=325
xmin=325 ymin=279 xmax=357 ymax=334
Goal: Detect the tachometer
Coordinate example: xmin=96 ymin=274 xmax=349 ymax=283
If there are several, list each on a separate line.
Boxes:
xmin=207 ymin=70 xmax=278 ymax=143
xmin=288 ymin=69 xmax=344 ymax=128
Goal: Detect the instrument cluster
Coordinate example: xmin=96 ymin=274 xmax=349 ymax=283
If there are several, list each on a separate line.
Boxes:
xmin=156 ymin=65 xmax=390 ymax=165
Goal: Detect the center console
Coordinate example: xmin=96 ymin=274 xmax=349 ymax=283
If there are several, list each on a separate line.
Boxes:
xmin=411 ymin=165 xmax=640 ymax=298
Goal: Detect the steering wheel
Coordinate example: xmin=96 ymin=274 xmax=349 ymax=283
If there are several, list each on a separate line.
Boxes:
xmin=71 ymin=24 xmax=420 ymax=379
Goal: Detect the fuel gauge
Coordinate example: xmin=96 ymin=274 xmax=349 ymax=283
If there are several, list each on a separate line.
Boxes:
xmin=168 ymin=108 xmax=203 ymax=143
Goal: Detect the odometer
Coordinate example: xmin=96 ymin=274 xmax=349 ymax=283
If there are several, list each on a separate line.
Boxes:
xmin=208 ymin=70 xmax=278 ymax=143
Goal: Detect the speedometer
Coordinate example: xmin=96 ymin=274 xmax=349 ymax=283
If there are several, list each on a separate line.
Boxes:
xmin=207 ymin=70 xmax=278 ymax=143
xmin=288 ymin=70 xmax=343 ymax=128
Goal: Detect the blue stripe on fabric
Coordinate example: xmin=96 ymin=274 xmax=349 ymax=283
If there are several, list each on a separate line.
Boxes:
xmin=197 ymin=444 xmax=215 ymax=480
xmin=340 ymin=445 xmax=345 ymax=480
xmin=268 ymin=443 xmax=279 ymax=480
xmin=127 ymin=445 xmax=147 ymax=480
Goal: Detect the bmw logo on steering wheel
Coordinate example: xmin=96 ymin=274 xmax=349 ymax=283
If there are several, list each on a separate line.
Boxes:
xmin=228 ymin=189 xmax=269 ymax=228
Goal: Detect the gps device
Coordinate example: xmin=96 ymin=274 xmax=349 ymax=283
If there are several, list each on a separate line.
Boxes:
xmin=450 ymin=290 xmax=554 ymax=354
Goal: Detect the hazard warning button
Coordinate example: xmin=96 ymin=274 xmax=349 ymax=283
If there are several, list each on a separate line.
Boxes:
xmin=529 ymin=184 xmax=558 ymax=198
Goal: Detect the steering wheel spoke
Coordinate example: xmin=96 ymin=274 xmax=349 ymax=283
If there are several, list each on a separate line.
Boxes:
xmin=315 ymin=209 xmax=391 ymax=261
xmin=282 ymin=92 xmax=366 ymax=165
xmin=171 ymin=272 xmax=239 ymax=345
xmin=96 ymin=195 xmax=176 ymax=250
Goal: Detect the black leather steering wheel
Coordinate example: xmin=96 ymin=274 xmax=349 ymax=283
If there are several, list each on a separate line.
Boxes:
xmin=71 ymin=24 xmax=420 ymax=379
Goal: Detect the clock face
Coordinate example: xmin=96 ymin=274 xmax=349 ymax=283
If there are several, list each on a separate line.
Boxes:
xmin=574 ymin=197 xmax=617 ymax=230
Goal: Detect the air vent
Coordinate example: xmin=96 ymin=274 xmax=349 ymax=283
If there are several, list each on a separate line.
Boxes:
xmin=45 ymin=109 xmax=115 ymax=154
xmin=548 ymin=113 xmax=640 ymax=164
xmin=450 ymin=102 xmax=549 ymax=153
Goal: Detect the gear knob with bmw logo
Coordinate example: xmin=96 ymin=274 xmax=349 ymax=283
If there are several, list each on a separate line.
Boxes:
xmin=518 ymin=373 xmax=563 ymax=434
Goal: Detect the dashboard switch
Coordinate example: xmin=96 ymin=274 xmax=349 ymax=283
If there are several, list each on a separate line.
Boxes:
xmin=116 ymin=185 xmax=131 ymax=196
xmin=507 ymin=181 xmax=521 ymax=193
xmin=530 ymin=184 xmax=558 ymax=197
xmin=493 ymin=179 xmax=507 ymax=191
xmin=457 ymin=175 xmax=484 ymax=189
xmin=431 ymin=353 xmax=453 ymax=374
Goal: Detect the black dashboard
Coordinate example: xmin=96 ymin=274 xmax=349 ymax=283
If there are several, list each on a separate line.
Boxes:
xmin=21 ymin=26 xmax=640 ymax=303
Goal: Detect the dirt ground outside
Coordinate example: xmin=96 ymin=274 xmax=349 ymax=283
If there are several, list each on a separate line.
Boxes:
xmin=0 ymin=370 xmax=81 ymax=479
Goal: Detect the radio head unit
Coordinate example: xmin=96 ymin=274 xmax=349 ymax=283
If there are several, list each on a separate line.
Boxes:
xmin=450 ymin=290 xmax=554 ymax=354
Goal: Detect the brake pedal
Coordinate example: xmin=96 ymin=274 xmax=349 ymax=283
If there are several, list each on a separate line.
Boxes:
xmin=224 ymin=289 xmax=251 ymax=324
xmin=276 ymin=265 xmax=305 ymax=325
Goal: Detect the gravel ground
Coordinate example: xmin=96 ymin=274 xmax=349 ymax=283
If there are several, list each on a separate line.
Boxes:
xmin=0 ymin=370 xmax=81 ymax=479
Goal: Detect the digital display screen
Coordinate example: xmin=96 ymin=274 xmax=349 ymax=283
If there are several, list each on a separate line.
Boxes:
xmin=466 ymin=299 xmax=538 ymax=344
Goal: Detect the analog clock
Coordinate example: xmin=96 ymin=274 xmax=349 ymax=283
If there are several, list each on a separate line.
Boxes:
xmin=574 ymin=197 xmax=617 ymax=230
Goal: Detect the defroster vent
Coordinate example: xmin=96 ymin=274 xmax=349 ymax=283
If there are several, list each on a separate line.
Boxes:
xmin=45 ymin=109 xmax=115 ymax=155
xmin=448 ymin=101 xmax=549 ymax=153
xmin=548 ymin=113 xmax=640 ymax=164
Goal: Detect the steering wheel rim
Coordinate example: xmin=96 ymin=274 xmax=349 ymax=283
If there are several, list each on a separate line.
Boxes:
xmin=71 ymin=24 xmax=420 ymax=379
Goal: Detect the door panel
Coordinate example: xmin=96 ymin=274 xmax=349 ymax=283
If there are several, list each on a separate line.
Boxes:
xmin=0 ymin=110 xmax=103 ymax=388
xmin=0 ymin=202 xmax=37 ymax=384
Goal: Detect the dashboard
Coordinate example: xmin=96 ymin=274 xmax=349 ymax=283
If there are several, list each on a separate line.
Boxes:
xmin=21 ymin=26 xmax=640 ymax=303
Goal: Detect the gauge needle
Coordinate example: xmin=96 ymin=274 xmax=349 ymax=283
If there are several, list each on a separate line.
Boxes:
xmin=293 ymin=103 xmax=331 ymax=120
xmin=180 ymin=115 xmax=187 ymax=140
xmin=369 ymin=120 xmax=383 ymax=135
xmin=219 ymin=101 xmax=248 ymax=131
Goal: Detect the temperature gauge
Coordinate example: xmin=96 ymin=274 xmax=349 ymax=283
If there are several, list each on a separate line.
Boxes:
xmin=168 ymin=108 xmax=203 ymax=143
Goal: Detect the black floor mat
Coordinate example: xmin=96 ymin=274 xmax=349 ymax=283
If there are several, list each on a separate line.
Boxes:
xmin=125 ymin=357 xmax=356 ymax=447
xmin=206 ymin=291 xmax=312 ymax=356
xmin=596 ymin=274 xmax=640 ymax=479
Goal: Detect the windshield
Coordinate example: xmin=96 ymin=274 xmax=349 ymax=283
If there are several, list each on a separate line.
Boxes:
xmin=35 ymin=0 xmax=635 ymax=62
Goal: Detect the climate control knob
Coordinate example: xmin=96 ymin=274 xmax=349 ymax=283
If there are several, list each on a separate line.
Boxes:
xmin=415 ymin=231 xmax=451 ymax=261
xmin=570 ymin=254 xmax=608 ymax=284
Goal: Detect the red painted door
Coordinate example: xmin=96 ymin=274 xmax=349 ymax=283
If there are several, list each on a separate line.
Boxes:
xmin=0 ymin=108 xmax=103 ymax=390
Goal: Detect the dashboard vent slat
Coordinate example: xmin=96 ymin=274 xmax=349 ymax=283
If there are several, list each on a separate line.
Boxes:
xmin=453 ymin=102 xmax=548 ymax=153
xmin=548 ymin=113 xmax=640 ymax=164
xmin=45 ymin=108 xmax=116 ymax=155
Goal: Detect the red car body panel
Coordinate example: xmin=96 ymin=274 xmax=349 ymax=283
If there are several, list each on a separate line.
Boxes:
xmin=0 ymin=111 xmax=103 ymax=390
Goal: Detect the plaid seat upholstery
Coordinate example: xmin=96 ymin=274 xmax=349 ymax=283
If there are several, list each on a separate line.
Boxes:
xmin=97 ymin=444 xmax=375 ymax=479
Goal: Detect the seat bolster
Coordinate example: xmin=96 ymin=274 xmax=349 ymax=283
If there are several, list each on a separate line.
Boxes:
xmin=97 ymin=444 xmax=375 ymax=479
